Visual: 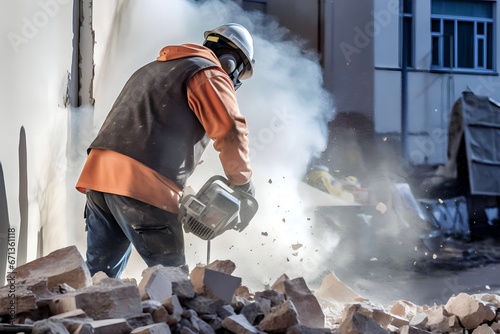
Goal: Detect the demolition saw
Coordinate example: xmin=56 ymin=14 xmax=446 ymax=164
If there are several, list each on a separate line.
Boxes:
xmin=178 ymin=175 xmax=259 ymax=263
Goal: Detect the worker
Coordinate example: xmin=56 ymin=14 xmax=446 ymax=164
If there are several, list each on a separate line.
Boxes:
xmin=76 ymin=23 xmax=256 ymax=278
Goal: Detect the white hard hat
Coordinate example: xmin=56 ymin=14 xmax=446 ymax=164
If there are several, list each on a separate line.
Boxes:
xmin=204 ymin=23 xmax=255 ymax=80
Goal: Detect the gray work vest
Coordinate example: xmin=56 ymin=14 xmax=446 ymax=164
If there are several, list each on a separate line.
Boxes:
xmin=89 ymin=56 xmax=216 ymax=189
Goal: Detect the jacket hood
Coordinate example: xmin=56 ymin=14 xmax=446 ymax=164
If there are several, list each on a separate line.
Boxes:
xmin=157 ymin=44 xmax=221 ymax=66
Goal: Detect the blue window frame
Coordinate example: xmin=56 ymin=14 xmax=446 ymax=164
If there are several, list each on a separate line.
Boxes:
xmin=431 ymin=0 xmax=494 ymax=71
xmin=402 ymin=0 xmax=414 ymax=68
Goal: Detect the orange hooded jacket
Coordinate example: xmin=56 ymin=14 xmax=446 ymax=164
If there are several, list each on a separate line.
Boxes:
xmin=76 ymin=44 xmax=252 ymax=213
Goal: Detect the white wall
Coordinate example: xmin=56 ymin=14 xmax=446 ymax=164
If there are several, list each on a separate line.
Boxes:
xmin=373 ymin=0 xmax=400 ymax=67
xmin=0 ymin=0 xmax=75 ymax=265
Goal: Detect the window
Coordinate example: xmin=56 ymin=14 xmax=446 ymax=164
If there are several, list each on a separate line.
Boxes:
xmin=431 ymin=0 xmax=494 ymax=71
xmin=402 ymin=0 xmax=414 ymax=68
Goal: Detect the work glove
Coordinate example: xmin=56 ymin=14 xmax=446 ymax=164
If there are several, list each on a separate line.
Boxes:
xmin=232 ymin=179 xmax=258 ymax=232
xmin=233 ymin=179 xmax=255 ymax=197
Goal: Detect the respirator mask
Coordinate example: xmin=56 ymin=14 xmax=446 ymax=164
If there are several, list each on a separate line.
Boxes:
xmin=204 ymin=36 xmax=246 ymax=91
xmin=217 ymin=53 xmax=244 ymax=90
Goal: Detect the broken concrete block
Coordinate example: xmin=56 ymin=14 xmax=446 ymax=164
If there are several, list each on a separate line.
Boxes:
xmin=122 ymin=277 xmax=138 ymax=285
xmin=49 ymin=308 xmax=87 ymax=320
xmin=143 ymin=265 xmax=195 ymax=299
xmin=476 ymin=293 xmax=500 ymax=309
xmin=32 ymin=318 xmax=70 ymax=334
xmin=203 ymin=269 xmax=242 ymax=303
xmin=191 ymin=265 xmax=241 ymax=302
xmin=445 ymin=293 xmax=497 ymax=329
xmin=340 ymin=301 xmax=393 ymax=330
xmin=205 ymin=316 xmax=223 ymax=332
xmin=91 ymin=271 xmax=109 ymax=285
xmin=139 ymin=268 xmax=173 ymax=301
xmin=165 ymin=314 xmax=178 ymax=326
xmin=315 ymin=271 xmax=363 ymax=304
xmin=190 ymin=266 xmax=205 ymax=294
xmin=0 ymin=280 xmax=39 ymax=315
xmin=162 ymin=295 xmax=183 ymax=322
xmin=182 ymin=295 xmax=226 ymax=314
xmin=49 ymin=309 xmax=89 ymax=332
xmin=258 ymin=300 xmax=299 ymax=333
xmin=179 ymin=327 xmax=198 ymax=334
xmin=14 ymin=245 xmax=91 ymax=291
xmin=232 ymin=295 xmax=252 ymax=313
xmin=254 ymin=289 xmax=286 ymax=307
xmin=399 ymin=325 xmax=432 ymax=334
xmin=217 ymin=304 xmax=236 ymax=319
xmin=240 ymin=301 xmax=265 ymax=326
xmin=390 ymin=300 xmax=420 ymax=320
xmin=491 ymin=321 xmax=500 ymax=332
xmin=472 ymin=323 xmax=496 ymax=334
xmin=425 ymin=305 xmax=461 ymax=333
xmin=389 ymin=313 xmax=410 ymax=328
xmin=74 ymin=318 xmax=132 ymax=334
xmin=131 ymin=323 xmax=172 ymax=334
xmin=152 ymin=305 xmax=169 ymax=323
xmin=272 ymin=274 xmax=325 ymax=328
xmin=186 ymin=311 xmax=217 ymax=334
xmin=235 ymin=285 xmax=253 ymax=300
xmin=409 ymin=312 xmax=428 ymax=330
xmin=338 ymin=311 xmax=387 ymax=334
xmin=206 ymin=259 xmax=236 ymax=275
xmin=142 ymin=299 xmax=163 ymax=314
xmin=49 ymin=279 xmax=142 ymax=320
xmin=221 ymin=314 xmax=261 ymax=334
xmin=126 ymin=313 xmax=155 ymax=330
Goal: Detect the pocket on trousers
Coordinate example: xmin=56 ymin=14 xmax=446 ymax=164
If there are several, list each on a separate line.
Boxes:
xmin=132 ymin=225 xmax=180 ymax=256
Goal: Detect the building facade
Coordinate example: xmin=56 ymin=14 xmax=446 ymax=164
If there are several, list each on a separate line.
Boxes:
xmin=243 ymin=0 xmax=500 ymax=166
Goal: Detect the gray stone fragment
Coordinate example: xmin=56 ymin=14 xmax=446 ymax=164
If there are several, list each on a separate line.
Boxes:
xmin=272 ymin=275 xmax=325 ymax=328
xmin=222 ymin=314 xmax=262 ymax=334
xmin=139 ymin=269 xmax=173 ymax=302
xmin=189 ymin=312 xmax=216 ymax=334
xmin=152 ymin=305 xmax=169 ymax=323
xmin=182 ymin=295 xmax=226 ymax=314
xmin=131 ymin=322 xmax=172 ymax=334
xmin=351 ymin=312 xmax=387 ymax=334
xmin=15 ymin=246 xmax=91 ymax=291
xmin=142 ymin=299 xmax=163 ymax=314
xmin=126 ymin=313 xmax=154 ymax=330
xmin=32 ymin=319 xmax=70 ymax=334
xmin=144 ymin=265 xmax=195 ymax=299
xmin=49 ymin=280 xmax=142 ymax=320
xmin=258 ymin=300 xmax=299 ymax=333
xmin=218 ymin=304 xmax=236 ymax=319
xmin=241 ymin=301 xmax=268 ymax=326
xmin=163 ymin=294 xmax=183 ymax=322
xmin=74 ymin=318 xmax=132 ymax=334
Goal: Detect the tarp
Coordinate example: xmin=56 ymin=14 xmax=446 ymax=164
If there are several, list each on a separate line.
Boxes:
xmin=421 ymin=196 xmax=470 ymax=239
xmin=461 ymin=91 xmax=500 ymax=196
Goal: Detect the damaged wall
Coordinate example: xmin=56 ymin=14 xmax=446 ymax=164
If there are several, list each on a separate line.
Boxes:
xmin=0 ymin=0 xmax=76 ymax=269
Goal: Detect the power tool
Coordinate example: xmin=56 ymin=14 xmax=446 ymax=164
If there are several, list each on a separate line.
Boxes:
xmin=178 ymin=175 xmax=258 ymax=262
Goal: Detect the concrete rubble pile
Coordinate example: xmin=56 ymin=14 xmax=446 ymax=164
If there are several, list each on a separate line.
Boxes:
xmin=1 ymin=246 xmax=500 ymax=334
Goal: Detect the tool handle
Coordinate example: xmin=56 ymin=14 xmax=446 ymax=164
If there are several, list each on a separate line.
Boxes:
xmin=231 ymin=185 xmax=259 ymax=231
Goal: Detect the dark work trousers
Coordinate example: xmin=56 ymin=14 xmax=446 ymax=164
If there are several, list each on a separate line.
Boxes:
xmin=84 ymin=189 xmax=185 ymax=278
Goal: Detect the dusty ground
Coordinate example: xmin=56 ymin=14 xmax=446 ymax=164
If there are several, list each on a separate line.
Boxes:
xmin=310 ymin=131 xmax=500 ymax=308
xmin=327 ymin=236 xmax=500 ymax=307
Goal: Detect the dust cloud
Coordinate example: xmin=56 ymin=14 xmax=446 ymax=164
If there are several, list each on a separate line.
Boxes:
xmin=90 ymin=0 xmax=338 ymax=289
